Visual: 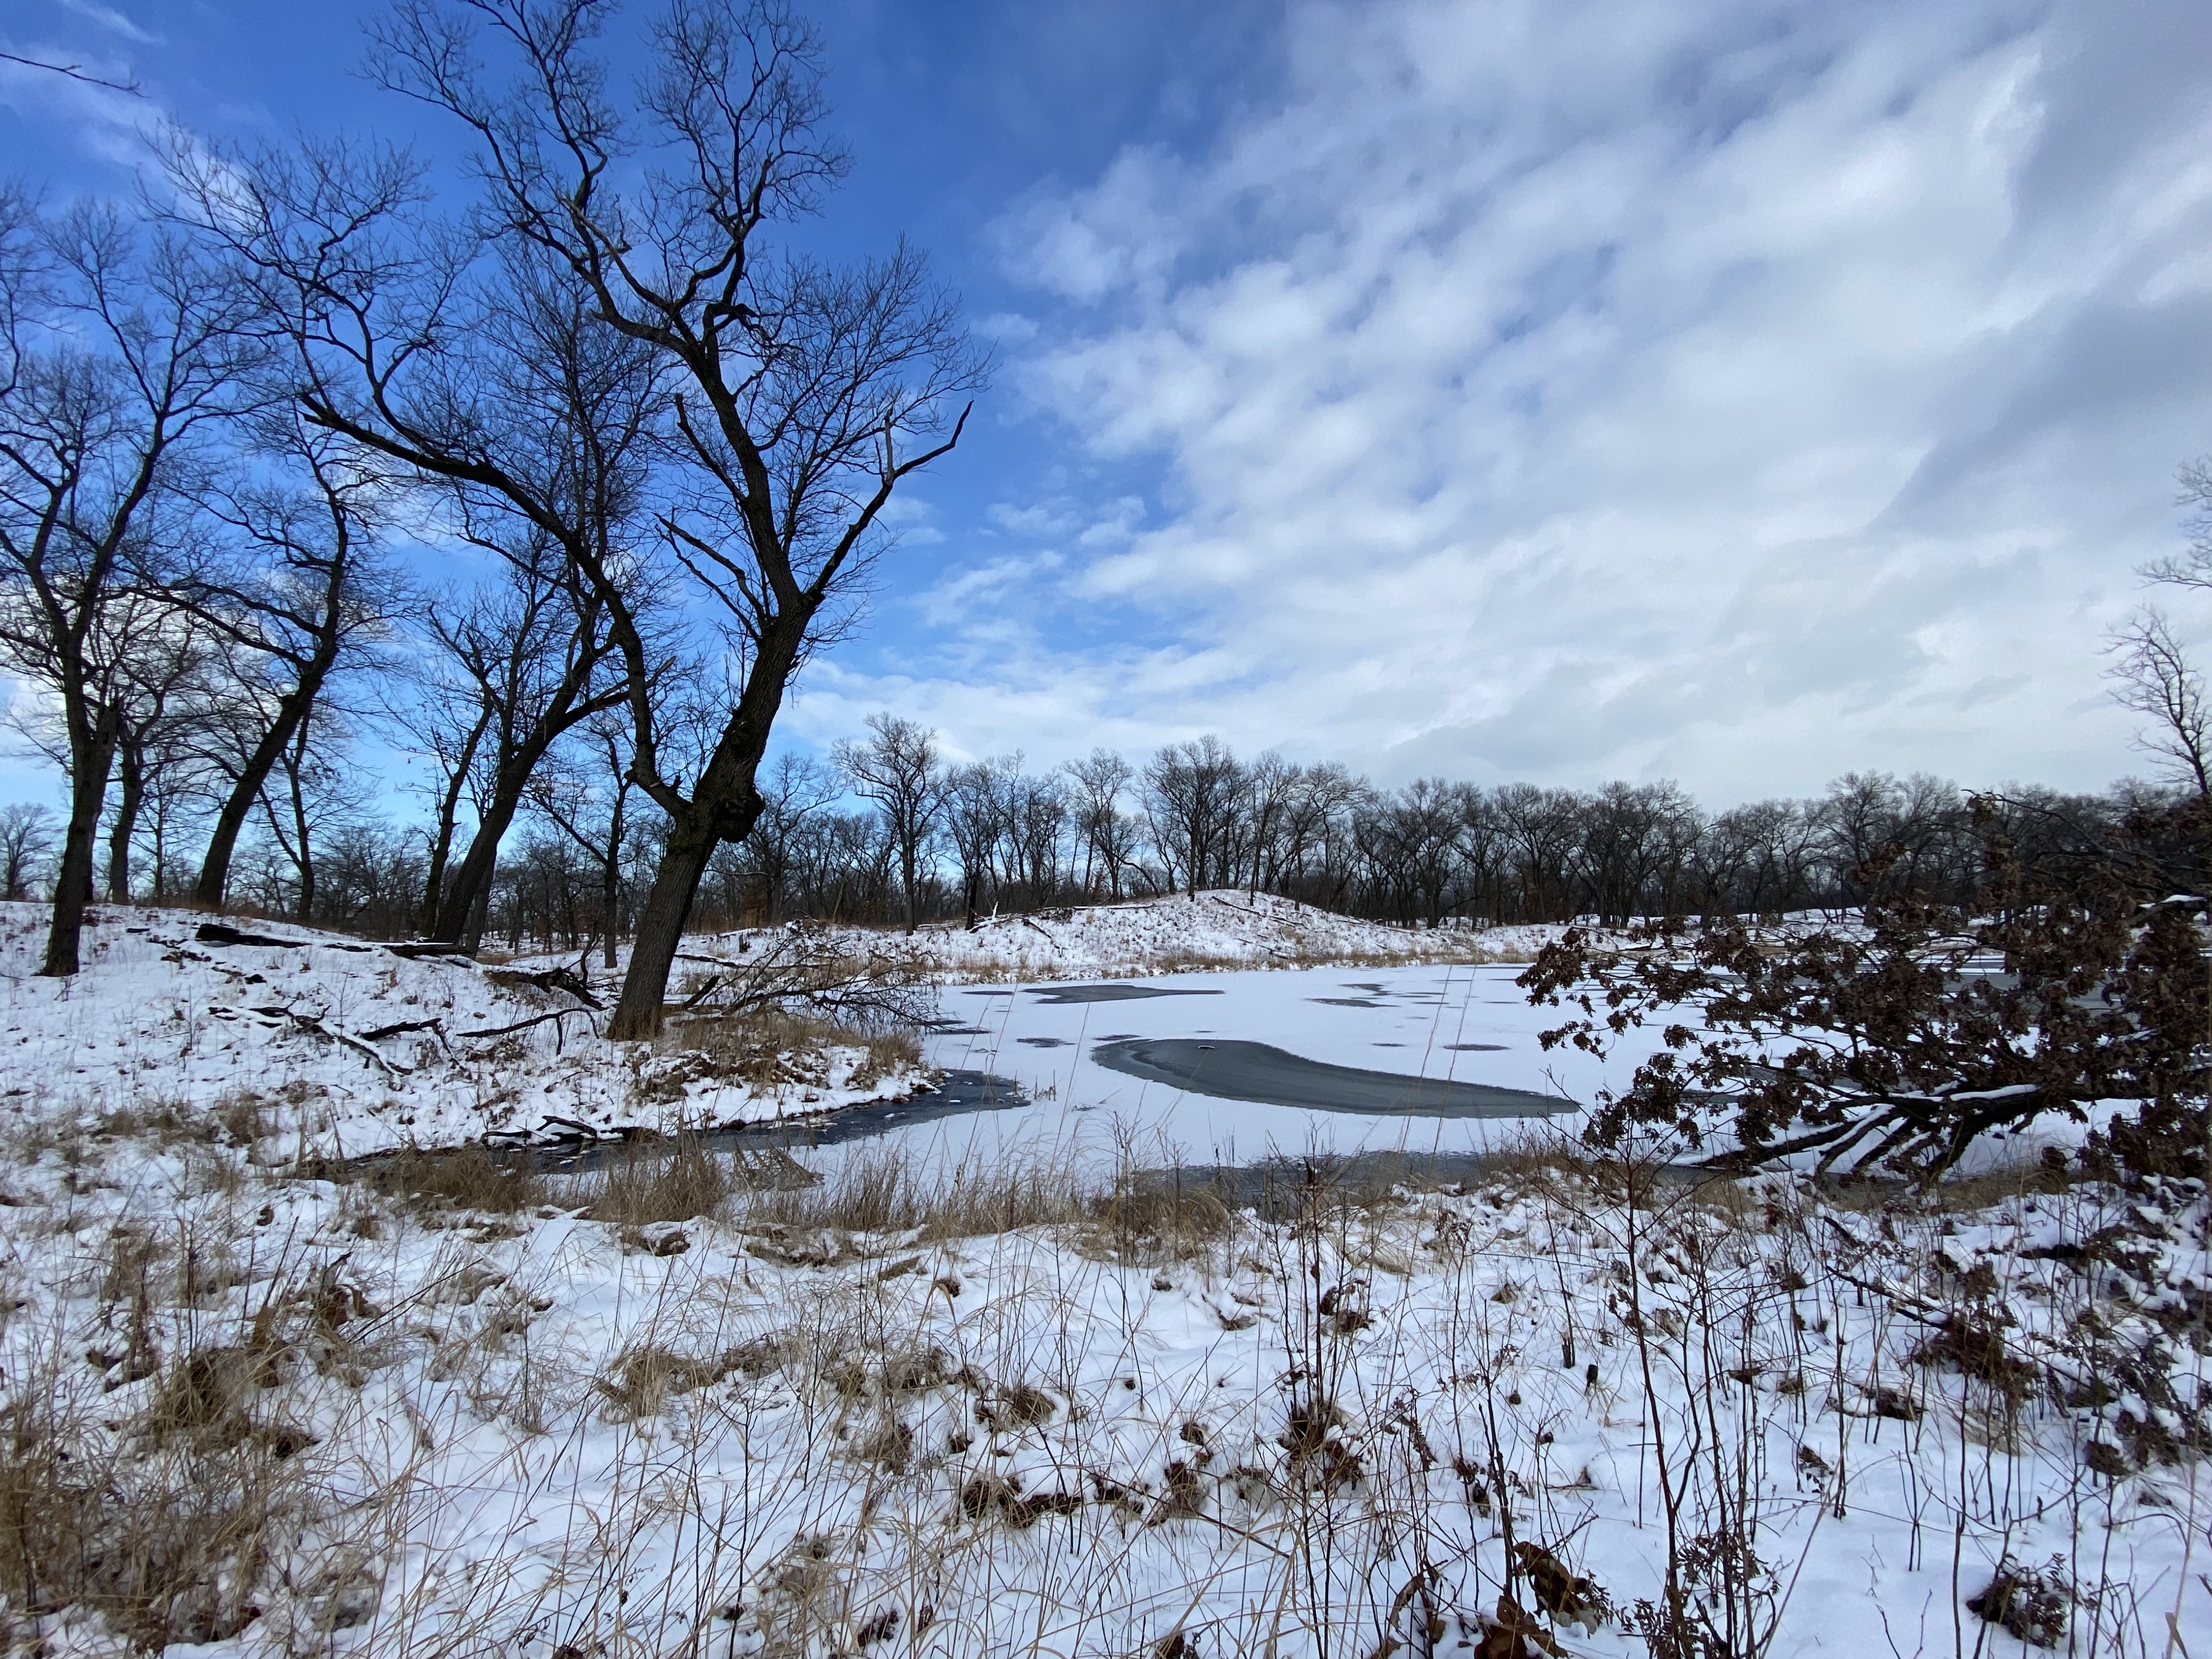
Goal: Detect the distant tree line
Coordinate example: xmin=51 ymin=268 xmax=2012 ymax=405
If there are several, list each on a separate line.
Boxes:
xmin=2 ymin=712 xmax=2175 ymax=962
xmin=675 ymin=721 xmax=2176 ymax=942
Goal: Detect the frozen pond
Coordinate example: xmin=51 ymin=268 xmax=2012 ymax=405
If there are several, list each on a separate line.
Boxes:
xmin=781 ymin=962 xmax=1668 ymax=1178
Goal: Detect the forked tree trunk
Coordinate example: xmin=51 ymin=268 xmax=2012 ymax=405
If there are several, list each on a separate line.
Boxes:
xmin=606 ymin=630 xmax=805 ymax=1040
xmin=106 ymin=737 xmax=143 ymax=904
xmin=194 ymin=680 xmax=327 ymax=911
xmin=461 ymin=859 xmax=495 ymax=953
xmin=43 ymin=713 xmax=119 ymax=977
xmin=418 ymin=704 xmax=492 ymax=938
xmin=434 ymin=766 xmax=535 ymax=945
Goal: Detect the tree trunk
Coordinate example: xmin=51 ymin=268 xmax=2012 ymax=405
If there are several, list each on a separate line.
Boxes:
xmin=433 ymin=759 xmax=538 ymax=945
xmin=608 ymin=816 xmax=720 ymax=1039
xmin=149 ymin=796 xmax=167 ymax=902
xmin=43 ymin=713 xmax=119 ymax=977
xmin=289 ymin=758 xmax=316 ymax=922
xmin=601 ymin=853 xmax=621 ymax=967
xmin=106 ymin=737 xmax=143 ymax=904
xmin=462 ymin=857 xmax=495 ymax=953
xmin=600 ymin=791 xmax=625 ymax=969
xmin=416 ymin=704 xmax=492 ymax=936
xmin=606 ymin=621 xmax=809 ymax=1038
xmin=193 ymin=683 xmax=324 ymax=911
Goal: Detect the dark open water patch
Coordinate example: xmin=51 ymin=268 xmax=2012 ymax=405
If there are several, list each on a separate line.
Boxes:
xmin=1025 ymin=984 xmax=1227 ymax=1005
xmin=703 ymin=1070 xmax=1030 ymax=1148
xmin=1444 ymin=1042 xmax=1508 ymax=1052
xmin=1017 ymin=1036 xmax=1069 ymax=1048
xmin=452 ymin=1071 xmax=1031 ymax=1172
xmin=1091 ymin=1038 xmax=1570 ymax=1118
xmin=1311 ymin=997 xmax=1389 ymax=1007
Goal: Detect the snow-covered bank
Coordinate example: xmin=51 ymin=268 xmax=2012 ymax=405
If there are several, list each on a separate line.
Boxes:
xmin=0 ymin=1114 xmax=2200 ymax=1657
xmin=0 ymin=904 xmax=928 ymax=1158
xmin=679 ymin=890 xmax=1558 ymax=985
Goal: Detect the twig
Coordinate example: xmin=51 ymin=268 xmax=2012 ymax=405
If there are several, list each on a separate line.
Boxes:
xmin=456 ymin=1007 xmax=597 ymax=1044
xmin=251 ymin=1005 xmax=406 ymax=1075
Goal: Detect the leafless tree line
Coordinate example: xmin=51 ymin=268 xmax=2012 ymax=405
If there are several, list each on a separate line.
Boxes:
xmin=661 ymin=721 xmax=2155 ymax=936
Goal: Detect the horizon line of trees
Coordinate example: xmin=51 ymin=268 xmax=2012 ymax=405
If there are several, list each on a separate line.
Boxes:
xmin=0 ymin=734 xmax=2187 ymax=962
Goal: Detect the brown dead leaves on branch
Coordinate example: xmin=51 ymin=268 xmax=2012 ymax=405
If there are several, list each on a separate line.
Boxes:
xmin=1520 ymin=793 xmax=2210 ymax=1182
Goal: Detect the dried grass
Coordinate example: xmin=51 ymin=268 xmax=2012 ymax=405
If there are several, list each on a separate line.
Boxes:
xmin=350 ymin=1144 xmax=543 ymax=1218
xmin=583 ymin=1135 xmax=733 ymax=1224
xmin=737 ymin=1143 xmax=1087 ymax=1241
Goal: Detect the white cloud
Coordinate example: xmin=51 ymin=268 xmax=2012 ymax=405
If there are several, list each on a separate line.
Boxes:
xmin=864 ymin=0 xmax=2212 ymax=801
xmin=56 ymin=1 xmax=157 ymax=46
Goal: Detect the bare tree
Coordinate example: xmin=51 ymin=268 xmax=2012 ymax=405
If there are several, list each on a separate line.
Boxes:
xmin=102 ymin=605 xmax=206 ymax=901
xmin=1143 ymin=735 xmax=1244 ymax=897
xmin=344 ymin=0 xmax=982 ymax=1032
xmin=256 ymin=695 xmax=371 ymax=921
xmin=529 ymin=705 xmax=643 ymax=966
xmin=836 ymin=713 xmax=942 ymax=935
xmin=186 ymin=413 xmax=399 ymax=907
xmin=418 ymin=529 xmax=629 ymax=946
xmin=1239 ymin=750 xmax=1301 ymax=896
xmin=940 ymin=759 xmax=1003 ymax=928
xmin=725 ymin=750 xmax=835 ymax=925
xmin=0 ymin=191 xmax=257 ymax=971
xmin=383 ymin=635 xmax=497 ymax=937
xmin=4 ymin=585 xmax=206 ymax=904
xmin=1491 ymin=783 xmax=1586 ymax=922
xmin=1065 ymin=746 xmax=1134 ymax=900
xmin=181 ymin=4 xmax=980 ymax=1032
xmin=2107 ymin=608 xmax=2212 ymax=800
xmin=0 ymin=802 xmax=54 ymax=899
xmin=2153 ymin=457 xmax=2212 ymax=593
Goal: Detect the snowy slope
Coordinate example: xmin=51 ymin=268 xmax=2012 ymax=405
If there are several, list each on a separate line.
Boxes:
xmin=0 ymin=903 xmax=926 ymax=1157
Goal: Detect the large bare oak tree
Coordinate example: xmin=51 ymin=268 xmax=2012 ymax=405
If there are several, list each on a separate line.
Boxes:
xmin=367 ymin=0 xmax=980 ymax=1035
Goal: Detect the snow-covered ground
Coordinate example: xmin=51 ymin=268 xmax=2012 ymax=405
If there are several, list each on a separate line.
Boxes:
xmin=0 ymin=1107 xmax=2201 ymax=1657
xmin=0 ymin=900 xmax=2204 ymax=1655
xmin=706 ymin=890 xmax=1557 ymax=984
xmin=0 ymin=904 xmax=929 ymax=1158
xmin=0 ymin=892 xmax=1569 ymax=1165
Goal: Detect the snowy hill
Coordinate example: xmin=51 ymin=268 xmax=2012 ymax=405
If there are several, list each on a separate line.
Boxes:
xmin=699 ymin=890 xmax=1556 ymax=983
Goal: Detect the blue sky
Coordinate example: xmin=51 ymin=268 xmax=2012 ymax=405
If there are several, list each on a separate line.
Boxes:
xmin=7 ymin=0 xmax=2212 ymax=809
